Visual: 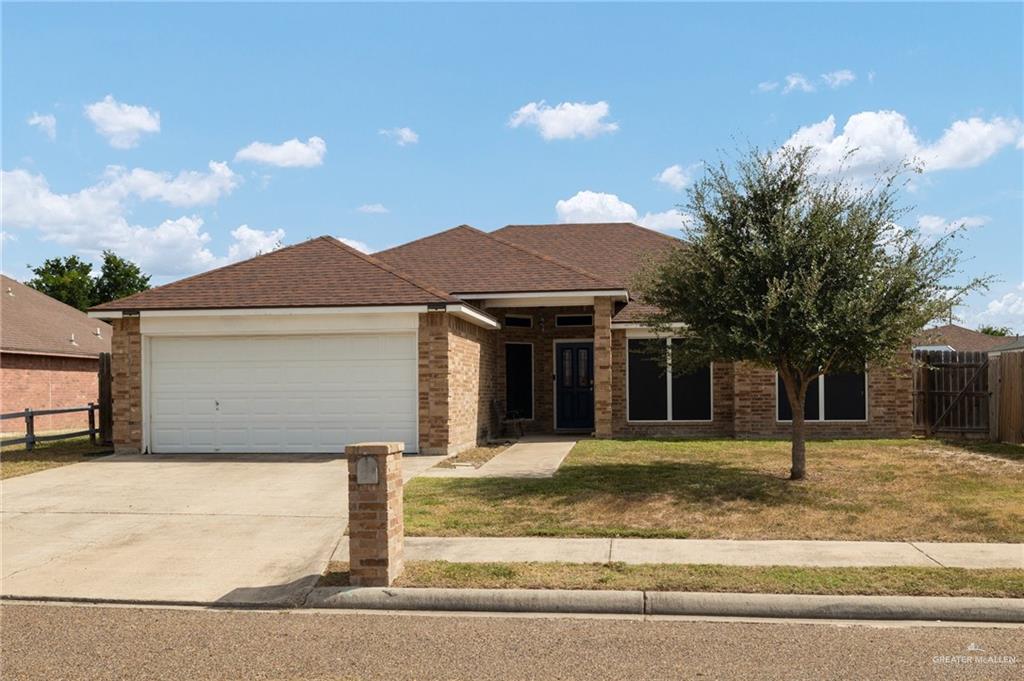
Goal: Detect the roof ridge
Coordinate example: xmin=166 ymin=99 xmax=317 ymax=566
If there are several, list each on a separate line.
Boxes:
xmin=475 ymin=227 xmax=621 ymax=289
xmin=89 ymin=237 xmax=322 ymax=311
xmin=321 ymin=236 xmax=455 ymax=302
xmin=374 ymin=224 xmax=475 ymax=258
xmin=500 ymin=221 xmax=685 ymax=246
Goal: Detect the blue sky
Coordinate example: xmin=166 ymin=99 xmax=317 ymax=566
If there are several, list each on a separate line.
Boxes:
xmin=3 ymin=2 xmax=1022 ymax=330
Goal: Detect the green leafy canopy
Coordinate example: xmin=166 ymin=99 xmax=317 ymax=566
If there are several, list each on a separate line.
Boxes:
xmin=27 ymin=251 xmax=151 ymax=311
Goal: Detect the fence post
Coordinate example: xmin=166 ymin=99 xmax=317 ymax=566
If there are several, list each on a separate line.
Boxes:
xmin=98 ymin=352 xmax=113 ymax=446
xmin=24 ymin=408 xmax=35 ymax=451
xmin=88 ymin=402 xmax=97 ymax=445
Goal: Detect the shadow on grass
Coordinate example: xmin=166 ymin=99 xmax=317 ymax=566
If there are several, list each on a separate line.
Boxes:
xmin=939 ymin=439 xmax=1024 ymax=463
xmin=412 ymin=459 xmax=808 ymax=508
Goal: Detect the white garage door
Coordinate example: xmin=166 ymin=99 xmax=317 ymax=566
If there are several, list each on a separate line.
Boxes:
xmin=149 ymin=334 xmax=417 ymax=454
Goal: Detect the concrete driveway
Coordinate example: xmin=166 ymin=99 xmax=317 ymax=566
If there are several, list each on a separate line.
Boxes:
xmin=1 ymin=453 xmax=441 ymax=606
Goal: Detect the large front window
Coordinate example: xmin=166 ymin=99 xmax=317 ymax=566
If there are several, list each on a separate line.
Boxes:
xmin=627 ymin=338 xmax=712 ymax=421
xmin=776 ymin=371 xmax=867 ymax=421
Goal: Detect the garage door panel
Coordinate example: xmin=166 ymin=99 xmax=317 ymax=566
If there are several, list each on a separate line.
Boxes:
xmin=149 ymin=334 xmax=417 ymax=454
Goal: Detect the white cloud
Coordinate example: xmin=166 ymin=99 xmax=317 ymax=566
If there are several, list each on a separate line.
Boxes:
xmin=336 ymin=237 xmax=371 ymax=253
xmin=379 ymin=127 xmax=419 ymax=146
xmin=637 ymin=209 xmax=692 ymax=234
xmin=109 ymin=161 xmax=239 ymax=206
xmin=357 ymin=203 xmax=389 ymax=214
xmin=654 ymin=163 xmax=698 ymax=192
xmin=783 ymin=111 xmax=1024 ymax=175
xmin=235 ymin=136 xmax=326 ymax=168
xmin=979 ymin=282 xmax=1024 ymax=329
xmin=783 ymin=73 xmax=816 ymax=94
xmin=916 ymin=214 xmax=989 ymax=236
xmin=555 ymin=191 xmax=637 ymax=223
xmin=227 ymin=224 xmax=285 ymax=260
xmin=0 ymin=166 xmax=259 ymax=278
xmin=27 ymin=113 xmax=56 ymax=140
xmin=84 ymin=95 xmax=160 ymax=149
xmin=509 ymin=101 xmax=618 ymax=140
xmin=756 ymin=81 xmax=779 ymax=93
xmin=821 ymin=69 xmax=856 ymax=89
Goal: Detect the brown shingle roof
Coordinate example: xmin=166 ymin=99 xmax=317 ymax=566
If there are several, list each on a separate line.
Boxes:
xmin=91 ymin=237 xmax=454 ymax=311
xmin=374 ymin=225 xmax=620 ymax=294
xmin=1 ymin=275 xmax=111 ymax=357
xmin=911 ymin=324 xmax=1010 ymax=352
xmin=493 ymin=222 xmax=682 ymax=288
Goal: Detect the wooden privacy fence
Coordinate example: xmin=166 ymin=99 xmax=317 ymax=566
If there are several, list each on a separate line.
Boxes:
xmin=990 ymin=350 xmax=1024 ymax=445
xmin=0 ymin=352 xmax=113 ymax=451
xmin=913 ymin=350 xmax=990 ymax=436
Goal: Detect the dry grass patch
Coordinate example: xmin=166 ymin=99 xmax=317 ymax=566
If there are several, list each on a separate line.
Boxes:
xmin=320 ymin=561 xmax=1024 ymax=598
xmin=404 ymin=439 xmax=1024 ymax=542
xmin=435 ymin=443 xmax=510 ymax=469
xmin=0 ymin=436 xmax=112 ymax=479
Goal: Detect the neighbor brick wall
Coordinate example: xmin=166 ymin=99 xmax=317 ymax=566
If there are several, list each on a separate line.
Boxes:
xmin=111 ymin=317 xmax=143 ymax=453
xmin=491 ymin=305 xmax=601 ymax=433
xmin=0 ymin=352 xmax=99 ymax=433
xmin=732 ymin=355 xmax=914 ymax=438
xmin=417 ymin=312 xmax=495 ymax=454
xmin=610 ymin=331 xmax=736 ymax=438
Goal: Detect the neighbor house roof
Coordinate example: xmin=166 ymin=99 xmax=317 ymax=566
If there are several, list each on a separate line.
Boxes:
xmin=991 ymin=337 xmax=1024 ymax=353
xmin=374 ymin=225 xmax=621 ymax=294
xmin=493 ymin=222 xmax=682 ymax=289
xmin=911 ymin=324 xmax=1009 ymax=353
xmin=1 ymin=275 xmax=111 ymax=358
xmin=90 ymin=237 xmax=455 ymax=311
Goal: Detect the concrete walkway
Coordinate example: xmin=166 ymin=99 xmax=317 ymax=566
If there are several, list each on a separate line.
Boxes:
xmin=333 ymin=536 xmax=1024 ymax=569
xmin=421 ymin=436 xmax=577 ymax=478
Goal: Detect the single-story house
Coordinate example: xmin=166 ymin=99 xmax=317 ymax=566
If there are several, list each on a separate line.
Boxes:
xmin=89 ymin=223 xmax=912 ymax=455
xmin=912 ymin=324 xmax=1011 ymax=353
xmin=1 ymin=275 xmax=111 ymax=433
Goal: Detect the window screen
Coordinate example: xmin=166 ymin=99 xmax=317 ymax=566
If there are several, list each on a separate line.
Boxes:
xmin=505 ymin=343 xmax=533 ymax=419
xmin=777 ymin=375 xmax=820 ymax=421
xmin=670 ymin=341 xmax=711 ymax=420
xmin=504 ymin=316 xmax=532 ymax=328
xmin=824 ymin=371 xmax=866 ymax=420
xmin=627 ymin=339 xmax=667 ymax=420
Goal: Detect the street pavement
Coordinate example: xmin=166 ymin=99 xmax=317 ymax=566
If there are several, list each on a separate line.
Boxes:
xmin=2 ymin=602 xmax=1021 ymax=680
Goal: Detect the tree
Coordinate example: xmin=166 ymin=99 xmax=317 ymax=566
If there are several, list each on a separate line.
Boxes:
xmin=26 ymin=255 xmax=95 ymax=311
xmin=92 ymin=251 xmax=151 ymax=305
xmin=26 ymin=251 xmax=151 ymax=311
xmin=636 ymin=146 xmax=988 ymax=480
xmin=978 ymin=325 xmax=1012 ymax=337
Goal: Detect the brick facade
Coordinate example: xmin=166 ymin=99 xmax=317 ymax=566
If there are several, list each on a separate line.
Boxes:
xmin=417 ymin=312 xmax=495 ymax=454
xmin=346 ymin=442 xmax=404 ymax=586
xmin=593 ymin=297 xmax=613 ymax=437
xmin=0 ymin=352 xmax=99 ymax=433
xmin=111 ymin=317 xmax=143 ymax=454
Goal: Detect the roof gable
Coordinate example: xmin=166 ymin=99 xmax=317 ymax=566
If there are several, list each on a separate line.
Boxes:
xmin=374 ymin=225 xmax=618 ymax=294
xmin=493 ymin=222 xmax=682 ymax=288
xmin=1 ymin=275 xmax=111 ymax=357
xmin=91 ymin=237 xmax=453 ymax=311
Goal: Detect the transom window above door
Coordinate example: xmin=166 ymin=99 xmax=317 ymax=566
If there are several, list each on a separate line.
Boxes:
xmin=555 ymin=314 xmax=593 ymax=327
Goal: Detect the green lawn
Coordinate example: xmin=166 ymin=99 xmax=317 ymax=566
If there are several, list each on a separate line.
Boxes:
xmin=0 ymin=436 xmax=112 ymax=479
xmin=321 ymin=561 xmax=1024 ymax=598
xmin=404 ymin=438 xmax=1024 ymax=542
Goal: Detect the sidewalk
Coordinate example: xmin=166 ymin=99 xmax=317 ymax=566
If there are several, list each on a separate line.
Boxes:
xmin=419 ymin=436 xmax=576 ymax=478
xmin=333 ymin=536 xmax=1024 ymax=569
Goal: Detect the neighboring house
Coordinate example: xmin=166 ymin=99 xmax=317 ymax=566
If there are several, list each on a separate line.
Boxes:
xmin=989 ymin=337 xmax=1024 ymax=355
xmin=1 ymin=275 xmax=111 ymax=433
xmin=89 ymin=223 xmax=912 ymax=455
xmin=912 ymin=324 xmax=1010 ymax=353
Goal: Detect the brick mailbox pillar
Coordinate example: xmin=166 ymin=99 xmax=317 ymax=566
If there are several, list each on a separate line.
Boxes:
xmin=347 ymin=441 xmax=405 ymax=586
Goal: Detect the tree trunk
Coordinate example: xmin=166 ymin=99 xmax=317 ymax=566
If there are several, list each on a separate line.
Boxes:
xmin=780 ymin=368 xmax=808 ymax=480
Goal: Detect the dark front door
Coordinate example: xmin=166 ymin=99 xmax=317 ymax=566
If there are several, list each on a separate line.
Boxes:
xmin=555 ymin=342 xmax=594 ymax=430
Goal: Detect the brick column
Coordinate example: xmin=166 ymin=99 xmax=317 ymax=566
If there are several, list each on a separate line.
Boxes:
xmin=593 ymin=296 xmax=613 ymax=437
xmin=111 ymin=316 xmax=143 ymax=454
xmin=347 ymin=441 xmax=404 ymax=586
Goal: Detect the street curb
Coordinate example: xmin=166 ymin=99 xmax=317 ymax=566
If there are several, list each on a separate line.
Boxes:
xmin=304 ymin=587 xmax=1024 ymax=623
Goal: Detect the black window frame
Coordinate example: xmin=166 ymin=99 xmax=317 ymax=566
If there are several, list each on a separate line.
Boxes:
xmin=504 ymin=315 xmax=533 ymax=328
xmin=626 ymin=337 xmax=713 ymax=422
xmin=776 ymin=370 xmax=868 ymax=422
xmin=555 ymin=314 xmax=593 ymax=327
xmin=504 ymin=342 xmax=534 ymax=420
